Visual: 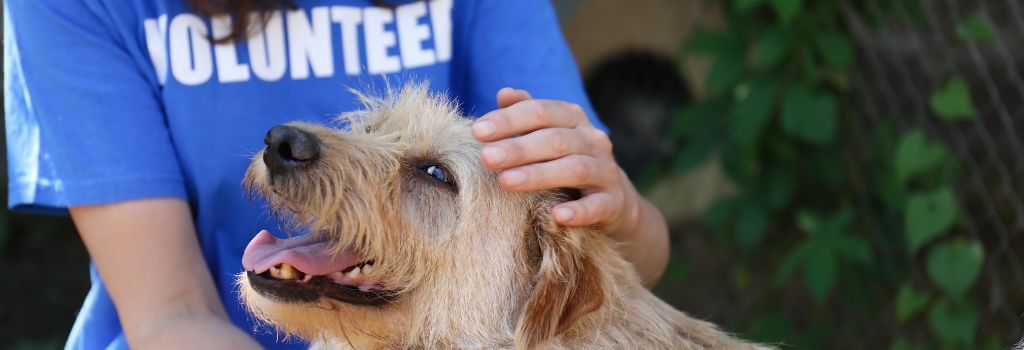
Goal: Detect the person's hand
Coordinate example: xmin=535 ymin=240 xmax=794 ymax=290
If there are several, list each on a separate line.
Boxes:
xmin=472 ymin=88 xmax=641 ymax=235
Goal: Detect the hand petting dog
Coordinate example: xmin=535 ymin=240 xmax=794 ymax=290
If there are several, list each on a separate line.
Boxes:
xmin=473 ymin=88 xmax=670 ymax=287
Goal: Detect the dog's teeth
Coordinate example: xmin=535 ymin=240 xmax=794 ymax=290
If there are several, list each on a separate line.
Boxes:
xmin=361 ymin=264 xmax=374 ymax=274
xmin=269 ymin=266 xmax=281 ymax=278
xmin=346 ymin=266 xmax=361 ymax=279
xmin=279 ymin=263 xmax=299 ymax=280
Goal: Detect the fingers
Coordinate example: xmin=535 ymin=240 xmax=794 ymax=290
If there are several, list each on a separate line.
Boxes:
xmin=497 ymin=155 xmax=616 ymax=192
xmin=480 ymin=88 xmax=624 ymax=228
xmin=552 ymin=191 xmax=623 ymax=226
xmin=473 ymin=99 xmax=589 ymax=142
xmin=496 ymin=87 xmax=532 ymax=108
xmin=480 ymin=128 xmax=591 ymax=169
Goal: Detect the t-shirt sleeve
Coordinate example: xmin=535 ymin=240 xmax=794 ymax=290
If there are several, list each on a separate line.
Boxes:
xmin=457 ymin=0 xmax=608 ymax=132
xmin=5 ymin=1 xmax=187 ymax=215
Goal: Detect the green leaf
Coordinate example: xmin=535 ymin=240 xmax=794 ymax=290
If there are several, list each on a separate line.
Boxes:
xmin=895 ymin=285 xmax=929 ymax=323
xmin=956 ymin=13 xmax=993 ymax=43
xmin=703 ymin=196 xmax=741 ymax=228
xmin=734 ymin=0 xmax=766 ymax=12
xmin=707 ymin=49 xmax=746 ymax=91
xmin=781 ymin=85 xmax=837 ymax=144
xmin=890 ymin=337 xmax=924 ymax=350
xmin=777 ymin=241 xmax=812 ymax=283
xmin=685 ymin=29 xmax=736 ymax=56
xmin=673 ymin=134 xmax=716 ymax=172
xmin=804 ymin=249 xmax=836 ymax=305
xmin=927 ymin=238 xmax=984 ymax=298
xmin=730 ymin=78 xmax=779 ymax=146
xmin=820 ymin=206 xmax=855 ymax=238
xmin=796 ymin=210 xmax=820 ymax=235
xmin=770 ymin=0 xmax=803 ymax=23
xmin=673 ymin=103 xmax=722 ymax=138
xmin=814 ymin=32 xmax=854 ymax=69
xmin=905 ymin=187 xmax=958 ymax=253
xmin=736 ymin=204 xmax=768 ymax=249
xmin=894 ymin=129 xmax=949 ymax=183
xmin=757 ymin=29 xmax=791 ymax=67
xmin=928 ymin=298 xmax=979 ymax=346
xmin=799 ymin=46 xmax=819 ymax=84
xmin=930 ymin=78 xmax=977 ymax=120
xmin=835 ymin=235 xmax=872 ymax=263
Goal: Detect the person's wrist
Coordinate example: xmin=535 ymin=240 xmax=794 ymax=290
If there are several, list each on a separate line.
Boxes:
xmin=132 ymin=313 xmax=260 ymax=349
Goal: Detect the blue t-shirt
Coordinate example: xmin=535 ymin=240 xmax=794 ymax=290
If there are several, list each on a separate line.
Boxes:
xmin=5 ymin=0 xmax=603 ymax=349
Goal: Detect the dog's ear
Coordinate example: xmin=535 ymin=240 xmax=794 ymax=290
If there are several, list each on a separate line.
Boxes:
xmin=514 ymin=199 xmax=605 ymax=349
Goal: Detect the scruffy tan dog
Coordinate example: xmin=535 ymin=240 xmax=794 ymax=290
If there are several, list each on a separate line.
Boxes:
xmin=238 ymin=85 xmax=764 ymax=349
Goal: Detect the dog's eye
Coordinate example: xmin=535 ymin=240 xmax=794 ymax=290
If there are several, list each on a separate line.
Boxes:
xmin=422 ymin=165 xmax=451 ymax=184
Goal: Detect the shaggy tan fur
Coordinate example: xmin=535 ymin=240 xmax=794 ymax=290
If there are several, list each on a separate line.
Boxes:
xmin=239 ymin=84 xmax=767 ymax=349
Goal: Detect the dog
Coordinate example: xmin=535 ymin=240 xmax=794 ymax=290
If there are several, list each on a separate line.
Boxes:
xmin=238 ymin=84 xmax=765 ymax=349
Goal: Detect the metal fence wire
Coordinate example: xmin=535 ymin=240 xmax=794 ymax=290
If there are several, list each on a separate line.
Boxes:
xmin=841 ymin=0 xmax=1024 ymax=342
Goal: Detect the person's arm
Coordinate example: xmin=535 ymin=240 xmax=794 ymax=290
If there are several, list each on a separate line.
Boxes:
xmin=474 ymin=89 xmax=669 ymax=287
xmin=69 ymin=198 xmax=262 ymax=349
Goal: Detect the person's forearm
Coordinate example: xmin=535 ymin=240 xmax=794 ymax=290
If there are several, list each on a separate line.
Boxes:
xmin=609 ymin=187 xmax=671 ymax=288
xmin=70 ymin=198 xmax=261 ymax=349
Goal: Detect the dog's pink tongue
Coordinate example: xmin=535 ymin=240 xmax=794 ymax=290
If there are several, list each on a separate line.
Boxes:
xmin=242 ymin=230 xmax=362 ymax=275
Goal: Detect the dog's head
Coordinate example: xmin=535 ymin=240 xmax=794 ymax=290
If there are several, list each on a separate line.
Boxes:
xmin=240 ymin=85 xmax=612 ymax=348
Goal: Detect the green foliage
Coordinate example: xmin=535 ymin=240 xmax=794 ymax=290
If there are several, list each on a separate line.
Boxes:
xmin=895 ymin=284 xmax=929 ymax=323
xmin=956 ymin=13 xmax=993 ymax=43
xmin=890 ymin=337 xmax=924 ymax=350
xmin=770 ymin=0 xmax=803 ymax=23
xmin=781 ymin=85 xmax=838 ymax=144
xmin=894 ymin=129 xmax=949 ymax=183
xmin=674 ymin=0 xmax=989 ymax=347
xmin=905 ymin=187 xmax=958 ymax=253
xmin=777 ymin=208 xmax=870 ymax=305
xmin=926 ymin=238 xmax=984 ymax=299
xmin=930 ymin=78 xmax=977 ymax=120
xmin=929 ymin=298 xmax=979 ymax=346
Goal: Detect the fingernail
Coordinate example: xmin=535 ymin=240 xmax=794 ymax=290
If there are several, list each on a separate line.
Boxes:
xmin=502 ymin=170 xmax=527 ymax=187
xmin=473 ymin=121 xmax=496 ymax=138
xmin=554 ymin=207 xmax=575 ymax=221
xmin=482 ymin=146 xmax=507 ymax=165
xmin=499 ymin=87 xmax=515 ymax=95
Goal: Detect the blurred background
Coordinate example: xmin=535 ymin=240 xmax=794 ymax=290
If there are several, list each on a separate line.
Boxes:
xmin=2 ymin=0 xmax=1023 ymax=349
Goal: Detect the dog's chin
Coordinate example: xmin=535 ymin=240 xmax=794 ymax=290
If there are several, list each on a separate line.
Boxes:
xmin=246 ymin=270 xmax=397 ymax=306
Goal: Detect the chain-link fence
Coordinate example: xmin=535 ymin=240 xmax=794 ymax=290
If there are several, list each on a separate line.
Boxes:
xmin=842 ymin=0 xmax=1024 ymax=343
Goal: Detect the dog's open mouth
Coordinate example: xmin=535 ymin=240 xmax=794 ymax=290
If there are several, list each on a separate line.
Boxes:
xmin=242 ymin=230 xmax=396 ymax=306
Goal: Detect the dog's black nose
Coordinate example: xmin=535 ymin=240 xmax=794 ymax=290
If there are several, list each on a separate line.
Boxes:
xmin=263 ymin=124 xmax=320 ymax=174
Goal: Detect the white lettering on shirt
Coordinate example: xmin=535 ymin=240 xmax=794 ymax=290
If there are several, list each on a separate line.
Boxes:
xmin=330 ymin=6 xmax=363 ymax=76
xmin=396 ymin=2 xmax=435 ymax=69
xmin=248 ymin=11 xmax=288 ymax=82
xmin=429 ymin=0 xmax=453 ymax=62
xmin=211 ymin=16 xmax=251 ymax=83
xmin=143 ymin=15 xmax=168 ymax=85
xmin=363 ymin=7 xmax=401 ymax=74
xmin=168 ymin=13 xmax=213 ymax=85
xmin=287 ymin=7 xmax=335 ymax=79
xmin=146 ymin=1 xmax=454 ymax=85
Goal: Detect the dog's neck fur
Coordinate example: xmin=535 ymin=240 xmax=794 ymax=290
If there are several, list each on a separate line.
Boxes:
xmin=309 ymin=228 xmax=756 ymax=349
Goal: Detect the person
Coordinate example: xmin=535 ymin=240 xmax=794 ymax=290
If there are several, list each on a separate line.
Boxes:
xmin=4 ymin=0 xmax=670 ymax=348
